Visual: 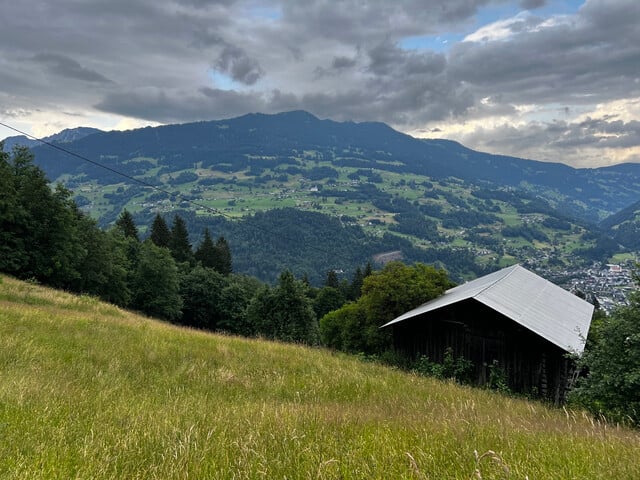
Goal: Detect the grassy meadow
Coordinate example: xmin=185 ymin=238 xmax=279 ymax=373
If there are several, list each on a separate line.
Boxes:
xmin=1 ymin=274 xmax=639 ymax=479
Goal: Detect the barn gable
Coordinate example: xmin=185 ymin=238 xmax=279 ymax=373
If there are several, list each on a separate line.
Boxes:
xmin=382 ymin=265 xmax=595 ymax=403
xmin=382 ymin=264 xmax=593 ymax=354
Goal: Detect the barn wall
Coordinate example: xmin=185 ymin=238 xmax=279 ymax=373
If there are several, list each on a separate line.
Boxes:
xmin=391 ymin=299 xmax=573 ymax=403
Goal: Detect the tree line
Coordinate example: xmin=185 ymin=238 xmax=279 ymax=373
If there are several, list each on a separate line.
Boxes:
xmin=1 ymin=144 xmax=420 ymax=345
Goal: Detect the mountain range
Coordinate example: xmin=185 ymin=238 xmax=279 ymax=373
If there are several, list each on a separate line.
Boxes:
xmin=4 ymin=111 xmax=640 ymax=283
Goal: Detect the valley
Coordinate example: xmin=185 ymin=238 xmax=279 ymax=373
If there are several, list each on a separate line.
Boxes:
xmin=8 ymin=111 xmax=640 ymax=290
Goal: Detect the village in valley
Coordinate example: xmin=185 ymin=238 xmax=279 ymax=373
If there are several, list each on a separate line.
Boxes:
xmin=530 ymin=260 xmax=637 ymax=314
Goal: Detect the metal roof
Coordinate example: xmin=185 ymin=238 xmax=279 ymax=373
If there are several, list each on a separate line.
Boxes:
xmin=382 ymin=264 xmax=594 ymax=354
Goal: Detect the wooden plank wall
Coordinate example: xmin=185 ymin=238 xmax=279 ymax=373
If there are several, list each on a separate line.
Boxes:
xmin=391 ymin=299 xmax=573 ymax=403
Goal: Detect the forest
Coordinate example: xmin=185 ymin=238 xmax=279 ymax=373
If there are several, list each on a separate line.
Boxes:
xmin=1 ymin=143 xmax=639 ymax=426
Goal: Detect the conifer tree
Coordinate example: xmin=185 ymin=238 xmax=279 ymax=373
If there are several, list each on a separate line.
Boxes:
xmin=325 ymin=269 xmax=340 ymax=288
xmin=149 ymin=214 xmax=171 ymax=248
xmin=194 ymin=228 xmax=217 ymax=268
xmin=213 ymin=235 xmax=232 ymax=275
xmin=115 ymin=209 xmax=139 ymax=241
xmin=169 ymin=214 xmax=193 ymax=264
xmin=349 ymin=266 xmax=365 ymax=300
xmin=1 ymin=145 xmax=83 ymax=287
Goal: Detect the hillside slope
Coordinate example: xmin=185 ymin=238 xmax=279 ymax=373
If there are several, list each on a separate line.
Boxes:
xmin=17 ymin=111 xmax=639 ymax=282
xmin=1 ymin=275 xmax=639 ymax=479
xmin=28 ymin=111 xmax=640 ymax=221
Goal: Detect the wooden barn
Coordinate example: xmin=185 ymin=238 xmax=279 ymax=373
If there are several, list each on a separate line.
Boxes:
xmin=382 ymin=265 xmax=594 ymax=403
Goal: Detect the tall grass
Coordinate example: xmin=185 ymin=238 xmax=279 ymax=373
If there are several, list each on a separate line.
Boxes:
xmin=1 ymin=274 xmax=639 ymax=479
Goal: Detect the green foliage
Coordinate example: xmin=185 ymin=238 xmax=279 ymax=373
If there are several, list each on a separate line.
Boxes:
xmin=361 ymin=261 xmax=453 ymax=324
xmin=179 ymin=266 xmax=226 ymax=329
xmin=150 ymin=214 xmax=171 ymax=248
xmin=131 ymin=241 xmax=182 ymax=321
xmin=312 ymin=286 xmax=346 ymax=321
xmin=570 ymin=296 xmax=640 ymax=426
xmin=169 ymin=214 xmax=193 ymax=264
xmin=247 ymin=270 xmax=319 ymax=345
xmin=115 ymin=209 xmax=139 ymax=241
xmin=215 ymin=274 xmax=263 ymax=336
xmin=213 ymin=235 xmax=232 ymax=275
xmin=320 ymin=302 xmax=370 ymax=352
xmin=487 ymin=360 xmax=510 ymax=394
xmin=413 ymin=348 xmax=475 ymax=384
xmin=194 ymin=228 xmax=217 ymax=268
xmin=73 ymin=224 xmax=131 ymax=306
xmin=0 ymin=146 xmax=87 ymax=288
xmin=320 ymin=262 xmax=453 ymax=355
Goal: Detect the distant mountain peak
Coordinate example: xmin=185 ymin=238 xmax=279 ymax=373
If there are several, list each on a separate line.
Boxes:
xmin=2 ymin=126 xmax=102 ymax=151
xmin=47 ymin=127 xmax=102 ymax=144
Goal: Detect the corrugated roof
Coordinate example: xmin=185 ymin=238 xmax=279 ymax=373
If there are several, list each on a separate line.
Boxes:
xmin=382 ymin=264 xmax=594 ymax=354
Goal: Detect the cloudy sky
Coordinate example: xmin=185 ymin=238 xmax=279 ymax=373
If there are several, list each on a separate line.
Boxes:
xmin=1 ymin=0 xmax=639 ymax=168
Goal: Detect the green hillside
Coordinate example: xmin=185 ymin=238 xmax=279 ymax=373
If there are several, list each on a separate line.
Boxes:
xmin=15 ymin=110 xmax=640 ymax=282
xmin=1 ymin=275 xmax=639 ymax=479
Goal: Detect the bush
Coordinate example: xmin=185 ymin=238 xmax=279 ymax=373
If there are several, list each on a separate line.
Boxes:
xmin=570 ymin=299 xmax=640 ymax=426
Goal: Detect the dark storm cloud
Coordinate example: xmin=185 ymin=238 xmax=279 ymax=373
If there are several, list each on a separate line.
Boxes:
xmin=279 ymin=0 xmax=498 ymax=44
xmin=32 ymin=53 xmax=114 ymax=84
xmin=367 ymin=41 xmax=447 ymax=76
xmin=215 ymin=45 xmax=264 ymax=85
xmin=552 ymin=117 xmax=640 ymax=149
xmin=95 ymin=87 xmax=266 ymax=123
xmin=332 ymin=56 xmax=358 ymax=70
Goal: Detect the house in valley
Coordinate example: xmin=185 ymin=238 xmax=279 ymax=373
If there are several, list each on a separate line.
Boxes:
xmin=382 ymin=264 xmax=594 ymax=403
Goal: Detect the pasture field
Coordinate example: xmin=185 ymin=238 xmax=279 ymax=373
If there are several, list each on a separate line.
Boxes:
xmin=1 ymin=275 xmax=639 ymax=479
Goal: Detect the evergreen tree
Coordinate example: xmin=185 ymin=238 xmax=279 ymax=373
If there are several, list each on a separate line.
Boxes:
xmin=149 ymin=214 xmax=171 ymax=248
xmin=313 ymin=286 xmax=346 ymax=319
xmin=213 ymin=236 xmax=232 ymax=275
xmin=169 ymin=214 xmax=193 ymax=263
xmin=115 ymin=209 xmax=139 ymax=241
xmin=1 ymin=146 xmax=84 ymax=287
xmin=0 ymin=145 xmax=25 ymax=273
xmin=349 ymin=266 xmax=365 ymax=300
xmin=325 ymin=270 xmax=340 ymax=288
xmin=194 ymin=228 xmax=217 ymax=268
xmin=364 ymin=262 xmax=373 ymax=278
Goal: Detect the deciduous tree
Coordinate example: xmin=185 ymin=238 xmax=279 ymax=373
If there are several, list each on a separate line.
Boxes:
xmin=131 ymin=240 xmax=182 ymax=321
xmin=320 ymin=262 xmax=452 ymax=355
xmin=248 ymin=270 xmax=319 ymax=344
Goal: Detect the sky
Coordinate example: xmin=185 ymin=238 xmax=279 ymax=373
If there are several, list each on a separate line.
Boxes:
xmin=1 ymin=0 xmax=639 ymax=168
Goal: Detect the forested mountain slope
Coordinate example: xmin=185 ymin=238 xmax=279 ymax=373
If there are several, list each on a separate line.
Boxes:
xmin=5 ymin=111 xmax=640 ymax=282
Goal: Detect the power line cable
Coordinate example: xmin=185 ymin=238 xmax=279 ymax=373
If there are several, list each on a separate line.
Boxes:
xmin=0 ymin=121 xmax=358 ymax=267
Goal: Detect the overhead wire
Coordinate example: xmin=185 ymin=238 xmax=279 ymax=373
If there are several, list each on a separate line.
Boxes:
xmin=0 ymin=120 xmax=358 ymax=265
